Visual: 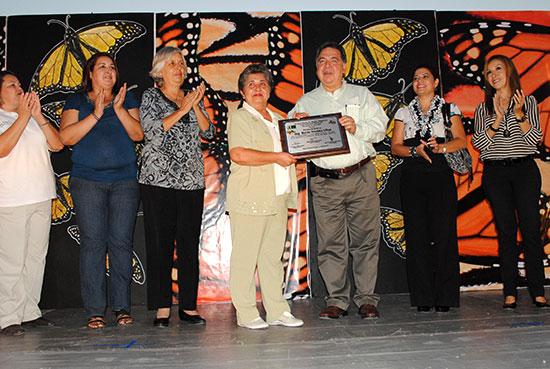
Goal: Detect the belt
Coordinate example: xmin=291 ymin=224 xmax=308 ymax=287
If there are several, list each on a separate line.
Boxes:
xmin=484 ymin=155 xmax=533 ymax=167
xmin=310 ymin=157 xmax=371 ymax=179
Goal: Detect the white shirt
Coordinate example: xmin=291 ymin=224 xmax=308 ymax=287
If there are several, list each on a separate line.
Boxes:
xmin=242 ymin=102 xmax=290 ymax=195
xmin=288 ymin=81 xmax=388 ymax=169
xmin=0 ymin=109 xmax=56 ymax=207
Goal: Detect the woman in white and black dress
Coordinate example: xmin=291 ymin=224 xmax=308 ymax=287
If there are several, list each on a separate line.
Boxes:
xmin=472 ymin=54 xmax=548 ymax=310
xmin=391 ymin=65 xmax=466 ymax=313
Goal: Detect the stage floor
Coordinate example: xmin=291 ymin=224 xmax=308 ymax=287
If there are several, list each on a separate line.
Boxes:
xmin=1 ymin=289 xmax=550 ymax=368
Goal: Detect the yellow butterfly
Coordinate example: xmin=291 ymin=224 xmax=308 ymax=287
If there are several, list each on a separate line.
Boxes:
xmin=30 ymin=15 xmax=146 ymax=98
xmin=380 ymin=206 xmax=406 ymax=258
xmin=372 ymin=151 xmax=402 ymax=194
xmin=334 ymin=12 xmax=428 ymax=86
xmin=52 ymin=172 xmax=74 ymax=225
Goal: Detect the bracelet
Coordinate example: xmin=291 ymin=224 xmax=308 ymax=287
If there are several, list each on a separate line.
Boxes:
xmin=39 ymin=121 xmax=49 ymax=127
xmin=92 ymin=112 xmax=101 ymax=121
xmin=488 ymin=125 xmax=499 ymax=133
xmin=409 ymin=146 xmax=418 ymax=157
xmin=516 ymin=115 xmax=527 ymax=122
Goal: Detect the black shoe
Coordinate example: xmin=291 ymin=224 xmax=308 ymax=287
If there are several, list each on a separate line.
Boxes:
xmin=178 ymin=310 xmax=206 ymax=325
xmin=22 ymin=317 xmax=54 ymax=327
xmin=1 ymin=324 xmax=24 ymax=336
xmin=435 ymin=305 xmax=450 ymax=312
xmin=533 ymin=298 xmax=550 ymax=308
xmin=153 ymin=317 xmax=170 ymax=327
xmin=417 ymin=306 xmax=431 ymax=312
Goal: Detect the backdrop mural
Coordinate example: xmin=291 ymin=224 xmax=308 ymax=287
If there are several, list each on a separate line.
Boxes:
xmin=0 ymin=10 xmax=548 ymax=308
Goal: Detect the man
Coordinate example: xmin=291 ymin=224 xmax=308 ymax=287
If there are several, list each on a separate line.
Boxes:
xmin=288 ymin=42 xmax=388 ymax=319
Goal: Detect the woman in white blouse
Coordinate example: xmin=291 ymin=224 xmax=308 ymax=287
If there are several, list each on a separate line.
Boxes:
xmin=472 ymin=55 xmax=548 ymax=309
xmin=391 ymin=65 xmax=466 ymax=313
xmin=0 ymin=71 xmax=63 ymax=335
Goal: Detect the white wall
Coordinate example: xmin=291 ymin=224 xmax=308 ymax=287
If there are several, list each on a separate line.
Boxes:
xmin=1 ymin=0 xmax=548 ymax=16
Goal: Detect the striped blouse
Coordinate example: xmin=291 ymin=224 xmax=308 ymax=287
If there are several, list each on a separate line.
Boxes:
xmin=472 ymin=95 xmax=542 ymax=161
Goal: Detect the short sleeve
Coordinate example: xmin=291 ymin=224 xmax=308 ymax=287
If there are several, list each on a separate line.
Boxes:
xmin=63 ymin=93 xmax=82 ymax=112
xmin=394 ymin=107 xmax=407 ymax=122
xmin=123 ymin=91 xmax=139 ymax=110
xmin=449 ymin=103 xmax=462 ymax=117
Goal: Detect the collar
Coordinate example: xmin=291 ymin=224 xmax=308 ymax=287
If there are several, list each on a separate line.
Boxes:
xmin=321 ymin=80 xmax=346 ymax=98
xmin=243 ymin=101 xmax=276 ymax=124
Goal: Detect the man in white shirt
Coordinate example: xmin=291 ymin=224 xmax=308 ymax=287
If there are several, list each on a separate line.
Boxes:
xmin=289 ymin=42 xmax=388 ymax=320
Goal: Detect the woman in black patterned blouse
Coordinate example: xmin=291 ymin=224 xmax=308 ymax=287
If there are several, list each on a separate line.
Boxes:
xmin=139 ymin=47 xmax=214 ymax=327
xmin=472 ymin=54 xmax=548 ymax=309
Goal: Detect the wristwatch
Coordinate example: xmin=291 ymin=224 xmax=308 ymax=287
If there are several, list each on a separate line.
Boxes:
xmin=442 ymin=144 xmax=447 ymax=154
xmin=409 ymin=146 xmax=418 ymax=157
xmin=516 ymin=115 xmax=527 ymax=122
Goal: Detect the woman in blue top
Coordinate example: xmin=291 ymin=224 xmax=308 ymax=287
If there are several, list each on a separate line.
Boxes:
xmin=60 ymin=52 xmax=143 ymax=329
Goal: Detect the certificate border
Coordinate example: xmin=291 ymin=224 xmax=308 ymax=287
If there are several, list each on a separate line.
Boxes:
xmin=278 ymin=113 xmax=350 ymax=160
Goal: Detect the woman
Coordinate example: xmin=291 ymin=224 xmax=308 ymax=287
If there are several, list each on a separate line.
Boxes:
xmin=227 ymin=63 xmax=303 ymax=329
xmin=0 ymin=71 xmax=63 ymax=335
xmin=139 ymin=47 xmax=213 ymax=327
xmin=472 ymin=55 xmax=548 ymax=309
xmin=60 ymin=53 xmax=143 ymax=328
xmin=391 ymin=65 xmax=466 ymax=312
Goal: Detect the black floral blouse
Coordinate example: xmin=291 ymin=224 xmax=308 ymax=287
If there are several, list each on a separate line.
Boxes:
xmin=138 ymin=87 xmax=214 ymax=190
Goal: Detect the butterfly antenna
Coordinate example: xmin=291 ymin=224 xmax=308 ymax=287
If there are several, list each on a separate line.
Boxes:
xmin=46 ymin=14 xmax=71 ymax=30
xmin=127 ymin=84 xmax=138 ymax=91
xmin=398 ymin=78 xmax=412 ymax=94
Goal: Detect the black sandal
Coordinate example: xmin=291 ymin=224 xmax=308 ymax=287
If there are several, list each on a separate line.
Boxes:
xmin=87 ymin=317 xmax=105 ymax=329
xmin=115 ymin=310 xmax=133 ymax=326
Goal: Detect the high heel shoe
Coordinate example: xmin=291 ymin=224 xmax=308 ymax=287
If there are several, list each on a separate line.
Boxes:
xmin=179 ymin=309 xmax=206 ymax=325
xmin=532 ymin=297 xmax=550 ymax=308
xmin=435 ymin=305 xmax=450 ymax=312
xmin=417 ymin=306 xmax=431 ymax=312
xmin=153 ymin=317 xmax=170 ymax=327
xmin=503 ymin=298 xmax=517 ymax=310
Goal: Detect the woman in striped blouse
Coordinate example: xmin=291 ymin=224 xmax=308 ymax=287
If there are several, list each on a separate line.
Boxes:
xmin=472 ymin=54 xmax=548 ymax=309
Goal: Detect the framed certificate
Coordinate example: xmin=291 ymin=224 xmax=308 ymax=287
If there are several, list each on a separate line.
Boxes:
xmin=278 ymin=113 xmax=350 ymax=160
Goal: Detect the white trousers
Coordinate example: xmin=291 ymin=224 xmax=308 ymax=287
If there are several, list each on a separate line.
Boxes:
xmin=0 ymin=200 xmax=51 ymax=328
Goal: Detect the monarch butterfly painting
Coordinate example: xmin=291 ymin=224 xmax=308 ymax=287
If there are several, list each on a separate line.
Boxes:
xmin=29 ymin=15 xmax=146 ymax=98
xmin=0 ymin=17 xmax=5 ymax=71
xmin=438 ymin=11 xmax=550 ymax=287
xmin=334 ymin=12 xmax=428 ymax=86
xmin=380 ymin=206 xmax=406 ymax=259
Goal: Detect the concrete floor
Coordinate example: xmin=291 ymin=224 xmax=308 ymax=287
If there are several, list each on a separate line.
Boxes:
xmin=1 ymin=289 xmax=550 ymax=369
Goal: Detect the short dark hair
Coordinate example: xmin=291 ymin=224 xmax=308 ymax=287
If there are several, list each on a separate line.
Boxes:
xmin=412 ymin=64 xmax=440 ymax=94
xmin=0 ymin=71 xmax=18 ymax=107
xmin=237 ymin=63 xmax=274 ymax=93
xmin=315 ymin=42 xmax=347 ymax=65
xmin=80 ymin=52 xmax=121 ymax=94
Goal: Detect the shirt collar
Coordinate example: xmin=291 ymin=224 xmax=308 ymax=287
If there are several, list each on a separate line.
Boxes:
xmin=243 ymin=101 xmax=276 ymax=124
xmin=321 ymin=80 xmax=346 ymax=98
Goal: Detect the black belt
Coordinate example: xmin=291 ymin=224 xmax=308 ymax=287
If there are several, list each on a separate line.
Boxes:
xmin=484 ymin=155 xmax=533 ymax=167
xmin=309 ymin=157 xmax=371 ymax=179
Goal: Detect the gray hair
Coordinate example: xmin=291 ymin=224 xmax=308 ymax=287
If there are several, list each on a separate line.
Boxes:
xmin=150 ymin=47 xmax=187 ymax=88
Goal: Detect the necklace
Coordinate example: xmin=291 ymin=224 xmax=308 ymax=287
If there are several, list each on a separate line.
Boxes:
xmin=408 ymin=96 xmax=443 ymax=138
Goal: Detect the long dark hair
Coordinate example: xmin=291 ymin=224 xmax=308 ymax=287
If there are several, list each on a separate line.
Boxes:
xmin=483 ymin=54 xmax=521 ymax=114
xmin=80 ymin=52 xmax=121 ymax=94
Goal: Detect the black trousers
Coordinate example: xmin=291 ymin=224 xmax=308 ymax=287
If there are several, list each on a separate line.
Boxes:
xmin=482 ymin=158 xmax=545 ymax=298
xmin=401 ymin=155 xmax=460 ymax=307
xmin=140 ymin=184 xmax=204 ymax=311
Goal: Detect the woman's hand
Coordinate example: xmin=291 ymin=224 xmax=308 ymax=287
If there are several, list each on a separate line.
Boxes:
xmin=493 ymin=91 xmax=506 ymax=120
xmin=17 ymin=92 xmax=34 ymax=120
xmin=192 ymin=83 xmax=206 ymax=107
xmin=275 ymin=152 xmax=297 ymax=167
xmin=292 ymin=112 xmax=309 ymax=119
xmin=512 ymin=89 xmax=526 ymax=117
xmin=113 ymin=83 xmax=127 ymax=112
xmin=29 ymin=91 xmax=44 ymax=120
xmin=94 ymin=88 xmax=105 ymax=118
xmin=423 ymin=136 xmax=443 ymax=154
xmin=417 ymin=141 xmax=432 ymax=163
xmin=179 ymin=89 xmax=199 ymax=115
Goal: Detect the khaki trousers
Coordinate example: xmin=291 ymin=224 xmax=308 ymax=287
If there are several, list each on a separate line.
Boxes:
xmin=0 ymin=200 xmax=51 ymax=328
xmin=229 ymin=196 xmax=290 ymax=324
xmin=310 ymin=163 xmax=380 ymax=310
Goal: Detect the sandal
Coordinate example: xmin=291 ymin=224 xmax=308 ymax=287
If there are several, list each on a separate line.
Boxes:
xmin=87 ymin=317 xmax=105 ymax=329
xmin=115 ymin=310 xmax=133 ymax=326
